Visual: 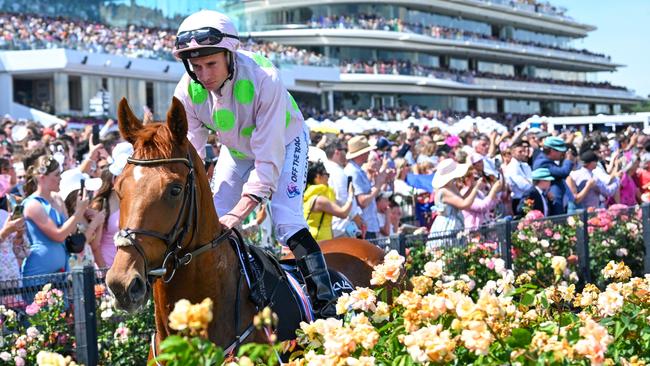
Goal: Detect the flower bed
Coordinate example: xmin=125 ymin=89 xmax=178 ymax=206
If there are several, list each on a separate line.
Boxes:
xmin=0 ymin=283 xmax=153 ymax=366
xmin=150 ymin=250 xmax=649 ymax=365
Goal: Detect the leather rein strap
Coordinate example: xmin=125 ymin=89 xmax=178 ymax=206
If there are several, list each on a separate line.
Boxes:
xmin=115 ymin=152 xmax=259 ymax=363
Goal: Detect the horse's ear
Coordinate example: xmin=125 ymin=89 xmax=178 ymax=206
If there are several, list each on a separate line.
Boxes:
xmin=166 ymin=97 xmax=188 ymax=144
xmin=117 ymin=98 xmax=143 ymax=144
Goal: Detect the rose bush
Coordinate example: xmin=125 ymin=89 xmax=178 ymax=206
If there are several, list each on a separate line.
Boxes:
xmin=0 ymin=284 xmax=75 ymax=366
xmin=154 ymin=251 xmax=649 ymax=365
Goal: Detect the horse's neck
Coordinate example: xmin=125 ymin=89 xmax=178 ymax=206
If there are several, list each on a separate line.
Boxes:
xmin=152 ymin=241 xmax=255 ymax=345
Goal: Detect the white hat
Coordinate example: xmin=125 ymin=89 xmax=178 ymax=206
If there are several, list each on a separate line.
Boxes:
xmin=58 ymin=168 xmax=102 ymax=201
xmin=432 ymin=159 xmax=469 ymax=189
xmin=109 ymin=142 xmax=134 ymax=176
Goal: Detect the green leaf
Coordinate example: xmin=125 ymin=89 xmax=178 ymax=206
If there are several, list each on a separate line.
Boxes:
xmin=507 ymin=328 xmax=533 ymax=348
xmin=160 ymin=335 xmax=187 ymax=350
xmin=560 ymin=313 xmax=577 ymax=327
xmin=520 ymin=292 xmax=535 ymax=306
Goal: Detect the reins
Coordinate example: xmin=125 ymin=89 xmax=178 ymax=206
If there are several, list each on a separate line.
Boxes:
xmin=115 ymin=151 xmax=263 ymax=363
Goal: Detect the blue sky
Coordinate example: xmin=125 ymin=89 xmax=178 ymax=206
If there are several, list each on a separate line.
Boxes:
xmin=552 ymin=0 xmax=650 ymax=98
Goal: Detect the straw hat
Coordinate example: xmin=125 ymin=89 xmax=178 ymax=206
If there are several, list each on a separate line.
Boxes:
xmin=432 ymin=159 xmax=469 ymax=189
xmin=346 ymin=136 xmax=376 ymax=160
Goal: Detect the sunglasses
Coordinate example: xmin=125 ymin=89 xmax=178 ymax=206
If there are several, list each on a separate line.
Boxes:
xmin=175 ymin=27 xmax=239 ymax=50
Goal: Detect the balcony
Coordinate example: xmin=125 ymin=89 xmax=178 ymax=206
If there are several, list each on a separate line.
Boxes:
xmin=247 ymin=28 xmax=617 ymax=71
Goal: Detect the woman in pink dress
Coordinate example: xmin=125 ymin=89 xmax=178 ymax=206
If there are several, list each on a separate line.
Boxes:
xmin=90 ymin=142 xmax=132 ymax=268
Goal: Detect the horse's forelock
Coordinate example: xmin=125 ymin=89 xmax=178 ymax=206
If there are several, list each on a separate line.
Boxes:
xmin=131 ymin=123 xmax=183 ymax=159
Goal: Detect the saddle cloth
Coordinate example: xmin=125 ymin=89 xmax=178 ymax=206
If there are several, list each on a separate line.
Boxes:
xmin=242 ymin=244 xmax=354 ymax=341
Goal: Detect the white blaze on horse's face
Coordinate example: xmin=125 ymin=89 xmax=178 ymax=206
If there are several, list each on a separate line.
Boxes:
xmin=133 ymin=166 xmax=144 ymax=182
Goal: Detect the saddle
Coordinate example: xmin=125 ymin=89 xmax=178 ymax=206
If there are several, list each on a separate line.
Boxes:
xmin=229 ymin=233 xmax=353 ymax=341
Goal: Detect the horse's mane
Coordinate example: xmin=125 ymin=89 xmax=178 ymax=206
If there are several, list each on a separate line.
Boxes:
xmin=130 ymin=122 xmax=179 ymax=159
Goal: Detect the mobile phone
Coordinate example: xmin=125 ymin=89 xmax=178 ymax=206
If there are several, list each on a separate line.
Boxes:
xmin=92 ymin=124 xmax=100 ymax=145
xmin=347 ymin=176 xmax=353 ymax=189
xmin=205 ymin=144 xmax=216 ymax=161
xmin=11 ymin=204 xmax=23 ymax=220
xmin=80 ymin=178 xmax=86 ymax=198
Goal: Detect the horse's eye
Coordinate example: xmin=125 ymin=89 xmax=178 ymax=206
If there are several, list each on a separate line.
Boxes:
xmin=170 ymin=185 xmax=183 ymax=197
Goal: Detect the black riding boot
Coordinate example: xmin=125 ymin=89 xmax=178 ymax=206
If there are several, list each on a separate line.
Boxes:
xmin=287 ymin=229 xmax=339 ymax=319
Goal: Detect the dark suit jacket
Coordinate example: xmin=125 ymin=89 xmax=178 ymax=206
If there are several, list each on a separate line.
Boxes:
xmin=516 ymin=187 xmax=548 ymax=217
xmin=532 ymin=153 xmax=573 ymax=214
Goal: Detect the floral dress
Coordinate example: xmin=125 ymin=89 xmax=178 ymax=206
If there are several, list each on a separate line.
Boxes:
xmin=427 ymin=190 xmax=465 ymax=249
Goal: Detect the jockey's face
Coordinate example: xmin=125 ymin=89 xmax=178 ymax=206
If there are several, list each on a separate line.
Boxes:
xmin=189 ymin=52 xmax=229 ymax=92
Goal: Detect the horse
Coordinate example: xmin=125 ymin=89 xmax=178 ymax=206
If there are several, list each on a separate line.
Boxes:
xmin=105 ymin=97 xmax=385 ymax=360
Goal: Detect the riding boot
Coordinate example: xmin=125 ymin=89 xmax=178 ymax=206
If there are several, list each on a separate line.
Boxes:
xmin=287 ymin=229 xmax=339 ymax=319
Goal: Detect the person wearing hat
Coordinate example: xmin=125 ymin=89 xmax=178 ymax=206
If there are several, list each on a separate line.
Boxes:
xmin=344 ymin=135 xmax=392 ymax=240
xmin=532 ymin=136 xmax=575 ymax=215
xmin=172 ymin=10 xmax=339 ymax=318
xmin=428 ymin=159 xmax=482 ymax=244
xmin=567 ymin=150 xmax=621 ymax=211
xmin=504 ymin=139 xmax=533 ymax=213
xmin=515 ymin=168 xmax=554 ymax=218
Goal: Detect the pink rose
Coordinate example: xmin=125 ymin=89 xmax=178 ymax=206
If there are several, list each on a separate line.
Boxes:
xmin=552 ymin=233 xmax=561 ymax=240
xmin=14 ymin=356 xmax=24 ymax=366
xmin=25 ymin=303 xmax=40 ymax=316
xmin=486 ymin=259 xmax=495 ymax=270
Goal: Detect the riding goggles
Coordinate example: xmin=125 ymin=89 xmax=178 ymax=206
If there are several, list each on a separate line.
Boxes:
xmin=175 ymin=27 xmax=239 ymax=50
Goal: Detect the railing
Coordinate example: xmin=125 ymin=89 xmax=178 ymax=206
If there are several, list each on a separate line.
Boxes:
xmin=467 ymin=0 xmax=574 ymax=22
xmin=368 ymin=204 xmax=650 ymax=289
xmin=473 ymin=77 xmax=637 ymax=99
xmin=1 ymin=204 xmax=647 ymax=365
xmin=260 ymin=23 xmax=611 ymax=64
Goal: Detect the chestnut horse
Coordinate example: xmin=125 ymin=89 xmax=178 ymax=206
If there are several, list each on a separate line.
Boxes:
xmin=105 ymin=97 xmax=385 ymax=358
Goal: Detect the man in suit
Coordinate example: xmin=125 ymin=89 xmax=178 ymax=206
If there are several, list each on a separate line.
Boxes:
xmin=516 ymin=168 xmax=554 ymax=218
xmin=532 ymin=136 xmax=575 ymax=216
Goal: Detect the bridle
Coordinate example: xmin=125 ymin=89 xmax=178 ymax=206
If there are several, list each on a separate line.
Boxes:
xmin=114 ymin=152 xmax=231 ymax=286
xmin=114 ymin=151 xmax=262 ymax=362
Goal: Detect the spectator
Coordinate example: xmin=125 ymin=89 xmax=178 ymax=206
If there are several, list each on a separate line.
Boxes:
xmin=376 ymin=194 xmax=394 ymax=237
xmin=90 ymin=142 xmax=131 ymax=268
xmin=303 ymin=161 xmax=354 ymax=241
xmin=59 ymin=169 xmax=104 ymax=269
xmin=22 ymin=155 xmax=90 ymax=278
xmin=322 ymin=138 xmax=364 ymax=238
xmin=567 ymin=150 xmax=620 ymax=211
xmin=460 ymin=168 xmax=503 ymax=229
xmin=516 ymin=168 xmax=554 ymax=217
xmin=429 ymin=159 xmax=482 ymax=239
xmin=609 ymin=155 xmax=641 ymax=206
xmin=636 ymin=153 xmax=650 ymax=202
xmin=532 ymin=137 xmax=575 ymax=215
xmin=0 ymin=185 xmax=27 ymax=281
xmin=344 ymin=136 xmax=387 ymax=240
xmin=505 ymin=139 xmax=533 ymax=212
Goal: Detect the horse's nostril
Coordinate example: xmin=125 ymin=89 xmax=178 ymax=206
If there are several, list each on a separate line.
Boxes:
xmin=127 ymin=276 xmax=146 ymax=302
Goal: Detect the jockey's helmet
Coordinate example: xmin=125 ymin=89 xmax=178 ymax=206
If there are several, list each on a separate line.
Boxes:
xmin=173 ymin=10 xmax=239 ymax=89
xmin=172 ymin=10 xmax=239 ymax=60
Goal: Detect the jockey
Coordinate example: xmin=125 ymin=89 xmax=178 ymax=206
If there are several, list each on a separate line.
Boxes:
xmin=172 ymin=10 xmax=338 ymax=318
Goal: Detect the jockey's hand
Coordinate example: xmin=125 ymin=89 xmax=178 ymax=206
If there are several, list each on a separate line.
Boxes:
xmin=219 ymin=212 xmax=242 ymax=230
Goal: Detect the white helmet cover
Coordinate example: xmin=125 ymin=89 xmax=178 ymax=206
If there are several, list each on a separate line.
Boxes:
xmin=172 ymin=10 xmax=240 ymax=59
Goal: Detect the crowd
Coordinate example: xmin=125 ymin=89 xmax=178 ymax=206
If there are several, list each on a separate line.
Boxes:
xmin=0 ymin=101 xmax=648 ymax=284
xmin=301 ymin=122 xmax=650 ymax=248
xmin=340 ymin=59 xmax=628 ymax=91
xmin=0 ymin=12 xmax=176 ymax=60
xmin=300 ymin=105 xmax=534 ymax=127
xmin=307 ymin=14 xmax=610 ymax=60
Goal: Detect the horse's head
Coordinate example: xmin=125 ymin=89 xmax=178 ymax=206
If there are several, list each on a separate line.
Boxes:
xmin=106 ymin=97 xmax=217 ymax=312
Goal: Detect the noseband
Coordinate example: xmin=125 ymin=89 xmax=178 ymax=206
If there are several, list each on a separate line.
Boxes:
xmin=115 ymin=153 xmax=231 ymax=285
